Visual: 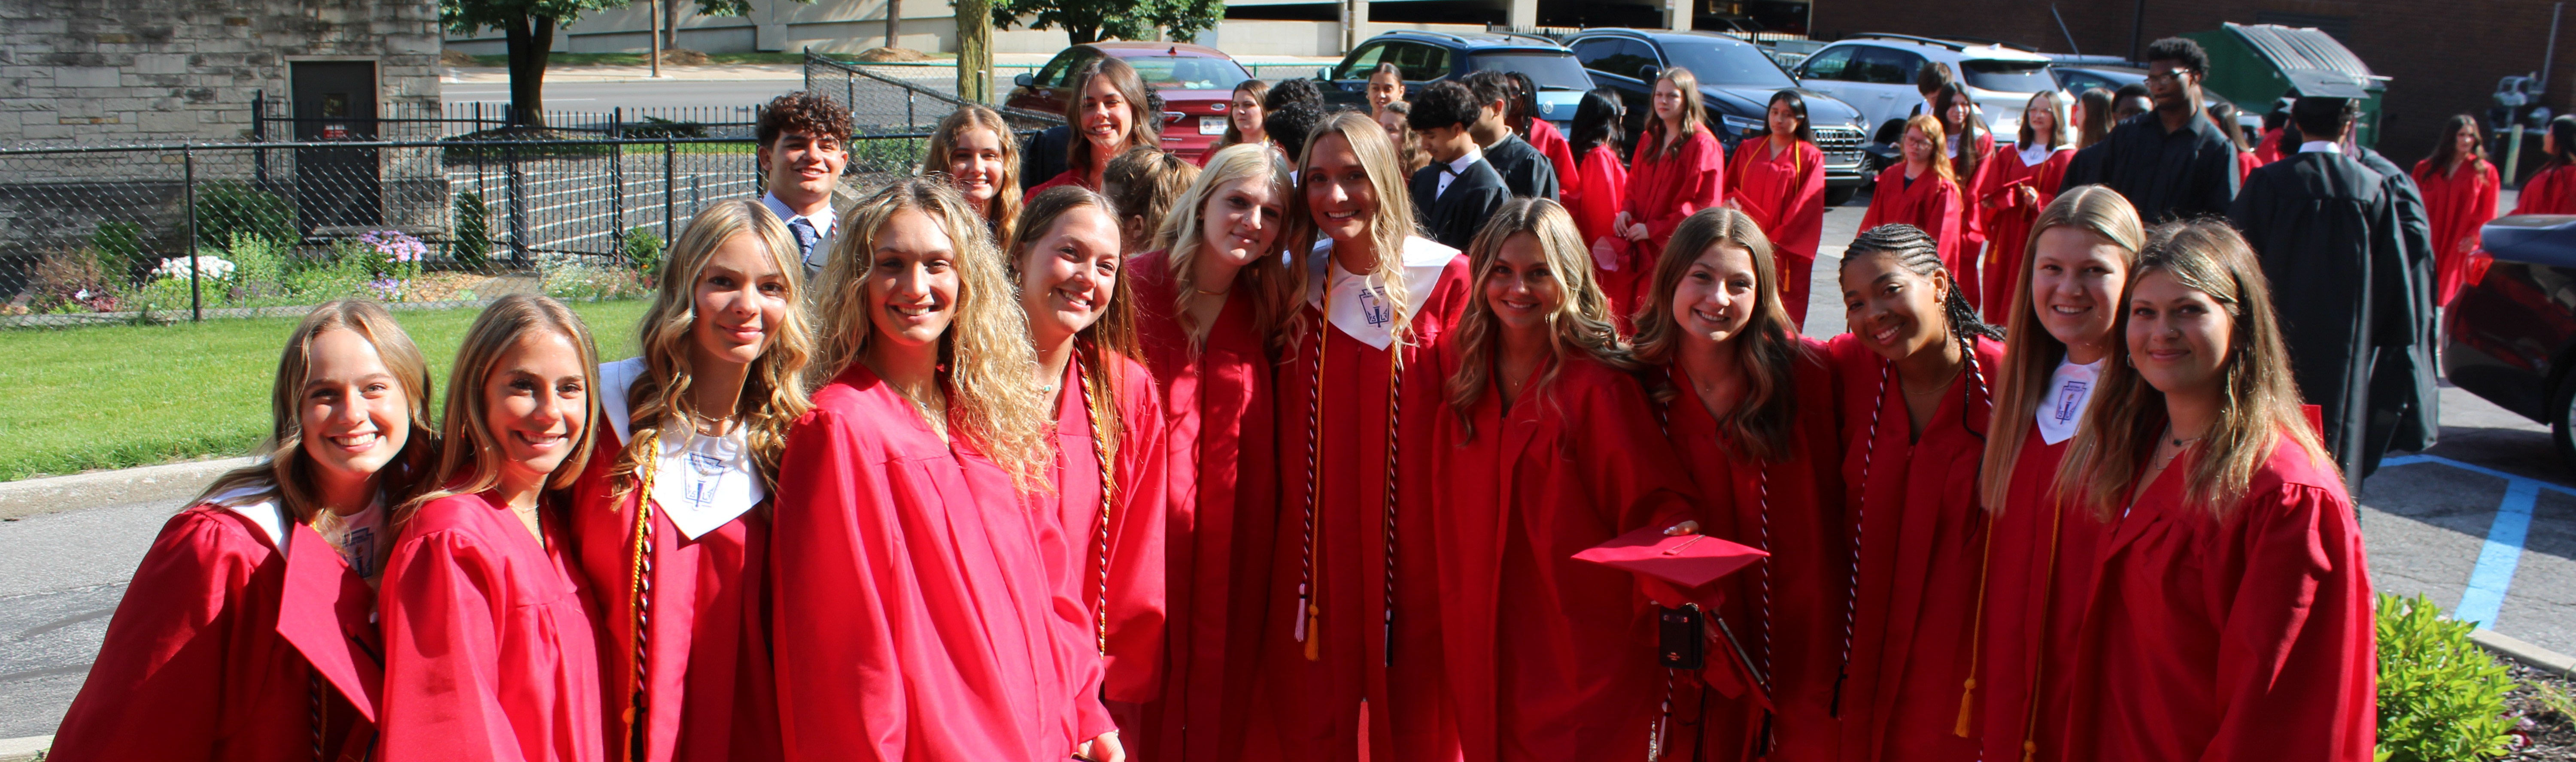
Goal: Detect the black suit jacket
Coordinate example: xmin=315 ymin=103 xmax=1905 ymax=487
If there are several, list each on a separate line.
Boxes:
xmin=1483 ymin=134 xmax=1560 ymax=200
xmin=1410 ymin=158 xmax=1511 ymax=251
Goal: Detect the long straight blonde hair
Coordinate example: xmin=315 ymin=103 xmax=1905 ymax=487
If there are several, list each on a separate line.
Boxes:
xmin=1630 ymin=207 xmax=1809 ymax=463
xmin=1979 ymin=186 xmax=2143 ymax=510
xmin=1444 ymin=198 xmax=1632 ymax=439
xmin=809 ymin=176 xmax=1055 ymax=487
xmin=613 ymin=199 xmax=815 ymax=499
xmin=1151 ymin=142 xmax=1297 ymax=347
xmin=923 ymin=104 xmax=1023 ymax=244
xmin=401 ymin=295 xmax=602 ymax=525
xmin=1006 ymin=185 xmax=1138 ymax=471
xmin=2052 ymin=220 xmax=2334 ymax=519
xmin=194 ymin=300 xmax=438 ymax=523
xmin=1281 ymin=110 xmax=1423 ymax=356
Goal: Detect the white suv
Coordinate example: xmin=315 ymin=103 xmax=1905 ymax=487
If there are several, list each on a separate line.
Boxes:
xmin=1792 ymin=33 xmax=2059 ymax=146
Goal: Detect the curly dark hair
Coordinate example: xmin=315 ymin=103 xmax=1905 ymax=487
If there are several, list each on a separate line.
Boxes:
xmin=1409 ymin=80 xmax=1481 ymax=133
xmin=756 ymin=91 xmax=853 ymax=147
xmin=2145 ymin=36 xmax=2210 ymax=75
xmin=1265 ymin=77 xmax=1326 ymax=112
xmin=1267 ymin=101 xmax=1327 ymax=164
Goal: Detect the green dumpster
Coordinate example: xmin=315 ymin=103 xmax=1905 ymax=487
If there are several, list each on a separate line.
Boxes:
xmin=2182 ymin=22 xmax=2388 ymax=148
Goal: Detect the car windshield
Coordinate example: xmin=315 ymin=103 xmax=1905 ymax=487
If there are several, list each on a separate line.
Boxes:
xmin=1661 ymin=39 xmax=1796 ymax=88
xmin=1468 ymin=51 xmax=1595 ymax=91
xmin=1120 ymin=55 xmax=1252 ymax=91
xmin=1960 ymin=59 xmax=2056 ymax=94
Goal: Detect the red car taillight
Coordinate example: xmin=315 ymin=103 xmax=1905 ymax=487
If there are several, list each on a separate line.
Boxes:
xmin=2467 ymin=248 xmax=2495 ymax=288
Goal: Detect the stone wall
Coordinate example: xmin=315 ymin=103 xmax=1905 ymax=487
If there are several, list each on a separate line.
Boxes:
xmin=0 ymin=0 xmax=442 ymax=145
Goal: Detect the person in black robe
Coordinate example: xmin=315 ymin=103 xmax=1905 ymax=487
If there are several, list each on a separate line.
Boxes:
xmin=1462 ymin=71 xmax=1560 ymax=200
xmin=2061 ymin=38 xmax=2239 ymax=221
xmin=1409 ymin=80 xmax=1511 ymax=250
xmin=2351 ymin=139 xmax=2444 ymax=470
xmin=2228 ymin=83 xmax=2419 ymax=487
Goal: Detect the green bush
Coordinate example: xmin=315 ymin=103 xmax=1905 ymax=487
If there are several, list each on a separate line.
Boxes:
xmin=213 ymin=233 xmax=288 ymax=298
xmin=134 ymin=275 xmax=198 ymax=314
xmin=2376 ymin=593 xmax=2515 ymax=762
xmin=453 ymin=190 xmax=492 ymax=269
xmin=621 ymin=226 xmax=665 ymax=284
xmin=193 ymin=181 xmax=296 ymax=251
xmin=91 ymin=222 xmax=145 ymax=277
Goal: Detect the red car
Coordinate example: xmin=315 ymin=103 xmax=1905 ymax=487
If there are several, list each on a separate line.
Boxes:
xmin=1006 ymin=42 xmax=1253 ymax=161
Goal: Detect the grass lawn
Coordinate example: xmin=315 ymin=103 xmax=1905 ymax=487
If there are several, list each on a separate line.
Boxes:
xmin=0 ymin=299 xmax=650 ymax=482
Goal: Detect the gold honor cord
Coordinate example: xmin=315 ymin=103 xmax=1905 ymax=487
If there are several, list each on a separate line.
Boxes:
xmin=622 ymin=429 xmax=662 ymax=762
xmin=1078 ymin=348 xmax=1115 ymax=655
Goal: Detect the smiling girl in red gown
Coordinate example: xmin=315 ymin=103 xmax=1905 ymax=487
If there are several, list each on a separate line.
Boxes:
xmin=1971 ymin=187 xmax=2142 ymax=762
xmin=1827 ymin=224 xmax=2004 ymax=762
xmin=55 ymin=301 xmax=434 ymax=762
xmin=569 ymin=200 xmax=811 ymax=762
xmin=772 ymin=178 xmax=1119 ymax=761
xmin=1248 ymin=111 xmax=1472 ymax=762
xmin=381 ymin=295 xmax=608 ymax=762
xmin=1977 ymin=91 xmax=2078 ymax=325
xmin=1126 ymin=143 xmax=1297 ymax=762
xmin=1007 ymin=185 xmax=1173 ymax=744
xmin=1629 ymin=208 xmax=1847 ymax=761
xmin=1034 ymin=57 xmax=1160 ymax=194
xmin=2053 ymin=221 xmax=2376 ymax=762
xmin=1725 ymin=91 xmax=1829 ymax=331
xmin=1431 ymin=198 xmax=1699 ymax=762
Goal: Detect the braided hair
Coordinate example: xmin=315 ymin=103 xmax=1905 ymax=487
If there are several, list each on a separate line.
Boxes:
xmin=1842 ymin=224 xmax=2005 ymax=436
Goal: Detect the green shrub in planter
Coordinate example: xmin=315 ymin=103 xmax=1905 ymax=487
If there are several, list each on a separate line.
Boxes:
xmin=621 ymin=227 xmax=665 ymax=284
xmin=2376 ymin=593 xmax=2515 ymax=762
xmin=91 ymin=221 xmax=144 ymax=276
xmin=454 ymin=190 xmax=492 ymax=269
xmin=194 ymin=181 xmax=296 ymax=251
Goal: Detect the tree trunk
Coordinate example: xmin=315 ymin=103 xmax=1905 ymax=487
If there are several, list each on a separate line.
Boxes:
xmin=505 ymin=14 xmax=556 ymax=128
xmin=1069 ymin=22 xmax=1097 ymax=45
xmin=662 ymin=0 xmax=682 ymax=49
xmin=955 ymin=0 xmax=991 ymax=103
xmin=884 ymin=0 xmax=902 ymax=49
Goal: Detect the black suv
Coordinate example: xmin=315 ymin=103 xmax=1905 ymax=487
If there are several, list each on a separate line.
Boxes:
xmin=1315 ymin=30 xmax=1595 ymax=131
xmin=1562 ymin=28 xmax=1872 ymax=205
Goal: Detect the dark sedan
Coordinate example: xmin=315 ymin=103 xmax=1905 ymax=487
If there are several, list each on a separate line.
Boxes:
xmin=1564 ymin=28 xmax=1872 ymax=205
xmin=2445 ymin=214 xmax=2576 ymax=466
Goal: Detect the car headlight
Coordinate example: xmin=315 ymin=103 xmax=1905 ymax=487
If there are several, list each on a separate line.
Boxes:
xmin=1721 ymin=114 xmax=1764 ymax=139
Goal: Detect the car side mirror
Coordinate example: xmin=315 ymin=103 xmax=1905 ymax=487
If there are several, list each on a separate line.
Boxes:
xmin=1014 ymin=73 xmax=1034 ymax=88
xmin=1317 ymin=67 xmax=1333 ymax=82
xmin=1637 ymin=65 xmax=1662 ymax=83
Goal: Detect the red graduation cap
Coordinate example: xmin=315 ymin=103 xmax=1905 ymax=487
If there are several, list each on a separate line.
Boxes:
xmin=1572 ymin=526 xmax=1768 ymax=590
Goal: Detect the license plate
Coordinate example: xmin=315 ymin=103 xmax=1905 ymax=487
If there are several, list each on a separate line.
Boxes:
xmin=1200 ymin=116 xmax=1227 ymax=135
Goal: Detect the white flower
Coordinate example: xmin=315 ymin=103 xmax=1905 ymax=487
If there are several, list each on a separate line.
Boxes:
xmin=153 ymin=255 xmax=236 ymax=281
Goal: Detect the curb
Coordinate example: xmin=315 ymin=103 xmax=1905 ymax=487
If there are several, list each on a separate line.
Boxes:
xmin=0 ymin=734 xmax=45 ymax=761
xmin=2474 ymin=628 xmax=2576 ymax=677
xmin=0 ymin=457 xmax=255 ymax=522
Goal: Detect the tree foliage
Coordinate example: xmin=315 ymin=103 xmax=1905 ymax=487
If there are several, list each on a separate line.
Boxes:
xmin=440 ymin=0 xmax=805 ymax=127
xmin=985 ymin=0 xmax=1224 ymax=46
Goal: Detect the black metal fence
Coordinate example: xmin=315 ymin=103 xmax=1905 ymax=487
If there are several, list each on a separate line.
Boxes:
xmin=0 ymin=132 xmax=935 ymax=326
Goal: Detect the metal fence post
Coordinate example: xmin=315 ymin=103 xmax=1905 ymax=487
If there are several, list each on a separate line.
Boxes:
xmin=907 ymin=89 xmax=917 ymax=130
xmin=663 ymin=137 xmax=677 ymax=242
xmin=252 ymin=90 xmax=268 ymax=188
xmin=184 ymin=145 xmax=200 ymax=322
xmin=506 ymin=139 xmax=527 ymax=266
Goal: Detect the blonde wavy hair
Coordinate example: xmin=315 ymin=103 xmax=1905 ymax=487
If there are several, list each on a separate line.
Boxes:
xmin=1630 ymin=207 xmax=1811 ymax=463
xmin=611 ymin=199 xmax=816 ymax=500
xmin=1281 ymin=110 xmax=1423 ymax=356
xmin=2053 ymin=220 xmax=2335 ymax=520
xmin=401 ymin=295 xmax=602 ymax=525
xmin=923 ymin=104 xmax=1023 ymax=244
xmin=1150 ymin=142 xmax=1297 ymax=347
xmin=1444 ymin=198 xmax=1633 ymax=438
xmin=1979 ymin=186 xmax=2142 ymax=511
xmin=194 ymin=300 xmax=439 ymax=524
xmin=809 ymin=177 xmax=1055 ymax=487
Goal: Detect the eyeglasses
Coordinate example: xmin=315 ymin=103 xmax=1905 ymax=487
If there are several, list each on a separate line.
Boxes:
xmin=2144 ymin=67 xmax=2193 ymax=85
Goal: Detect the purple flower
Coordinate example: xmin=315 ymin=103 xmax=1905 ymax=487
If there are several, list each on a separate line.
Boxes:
xmin=358 ymin=230 xmax=426 ymax=263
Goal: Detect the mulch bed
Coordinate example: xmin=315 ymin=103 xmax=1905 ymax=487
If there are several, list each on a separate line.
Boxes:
xmin=2506 ymin=662 xmax=2576 ymax=760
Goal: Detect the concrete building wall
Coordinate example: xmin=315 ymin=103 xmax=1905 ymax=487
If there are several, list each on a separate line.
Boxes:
xmin=444 ymin=4 xmax=1506 ymax=58
xmin=0 ymin=0 xmax=442 ymax=145
xmin=1808 ymin=0 xmax=2570 ymax=166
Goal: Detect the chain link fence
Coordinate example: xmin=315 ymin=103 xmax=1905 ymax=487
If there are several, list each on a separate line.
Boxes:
xmin=803 ymin=52 xmax=1067 ymax=133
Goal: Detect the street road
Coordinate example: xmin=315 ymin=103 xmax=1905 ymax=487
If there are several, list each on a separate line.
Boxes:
xmin=0 ymin=178 xmax=2567 ymax=745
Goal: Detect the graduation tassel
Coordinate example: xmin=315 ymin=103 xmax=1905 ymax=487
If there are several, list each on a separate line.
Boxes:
xmin=1953 ymin=676 xmax=1978 ymax=738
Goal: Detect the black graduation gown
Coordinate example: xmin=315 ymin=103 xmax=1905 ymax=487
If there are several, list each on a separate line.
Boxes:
xmin=1412 ymin=158 xmax=1512 ymax=251
xmin=1020 ymin=125 xmax=1072 ymax=192
xmin=2063 ymin=111 xmax=2239 ymax=222
xmin=1483 ymin=133 xmax=1561 ymax=201
xmin=2354 ymin=145 xmax=2442 ymax=465
xmin=2228 ymin=149 xmax=2413 ymax=487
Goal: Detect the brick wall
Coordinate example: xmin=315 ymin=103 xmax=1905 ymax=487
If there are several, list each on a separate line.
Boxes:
xmin=1812 ymin=0 xmax=2573 ymax=167
xmin=0 ymin=0 xmax=440 ymax=145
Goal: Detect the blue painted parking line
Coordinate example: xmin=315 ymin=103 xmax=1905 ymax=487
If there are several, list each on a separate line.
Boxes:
xmin=2377 ymin=454 xmax=2572 ymax=629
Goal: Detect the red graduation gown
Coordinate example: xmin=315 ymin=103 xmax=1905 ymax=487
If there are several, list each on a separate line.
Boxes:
xmin=2253 ymin=128 xmax=2287 ymax=166
xmin=53 ymin=503 xmax=380 ymax=762
xmin=1618 ymin=130 xmax=1725 ymax=318
xmin=1726 ymin=139 xmax=1829 ymax=329
xmin=1245 ymin=244 xmax=1472 ymax=762
xmin=1032 ymin=168 xmax=1099 ymax=195
xmin=1857 ymin=166 xmax=1966 ymax=298
xmin=1528 ymin=119 xmax=1580 ymax=202
xmin=381 ymin=492 xmax=608 ymax=762
xmin=1953 ymin=131 xmax=1998 ymax=250
xmin=567 ymin=433 xmax=781 ymax=762
xmin=1660 ymin=342 xmax=1848 ymax=762
xmin=771 ymin=365 xmax=1112 ymax=762
xmin=1126 ymin=253 xmax=1280 ymax=762
xmin=1031 ymin=352 xmax=1171 ymax=713
xmin=1431 ymin=355 xmax=1698 ymax=762
xmin=1568 ymin=145 xmax=1630 ymax=252
xmin=1976 ymin=146 xmax=2075 ymax=324
xmin=1825 ymin=334 xmax=2002 ymax=762
xmin=2060 ymin=432 xmax=2377 ymax=762
xmin=2515 ymin=163 xmax=2576 ymax=215
xmin=2410 ymin=157 xmax=2501 ymax=306
xmin=1971 ymin=429 xmax=2111 ymax=762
